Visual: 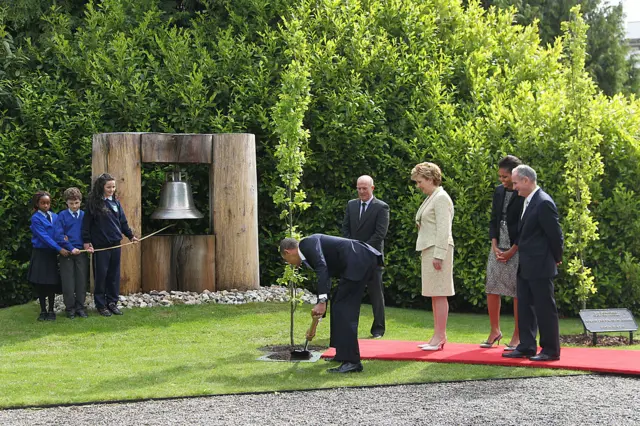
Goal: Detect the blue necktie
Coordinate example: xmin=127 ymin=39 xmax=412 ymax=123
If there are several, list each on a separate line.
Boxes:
xmin=73 ymin=212 xmax=78 ymax=219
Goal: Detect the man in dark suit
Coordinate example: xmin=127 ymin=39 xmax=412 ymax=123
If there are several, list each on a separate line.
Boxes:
xmin=341 ymin=175 xmax=390 ymax=338
xmin=280 ymin=234 xmax=383 ymax=373
xmin=503 ymin=165 xmax=564 ymax=362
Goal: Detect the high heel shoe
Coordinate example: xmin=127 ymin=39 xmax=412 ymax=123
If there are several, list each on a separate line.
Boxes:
xmin=420 ymin=339 xmax=446 ymax=351
xmin=479 ymin=333 xmax=502 ymax=348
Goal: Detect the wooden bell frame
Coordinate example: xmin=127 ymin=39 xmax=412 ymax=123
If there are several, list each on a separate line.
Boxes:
xmin=91 ymin=133 xmax=259 ymax=294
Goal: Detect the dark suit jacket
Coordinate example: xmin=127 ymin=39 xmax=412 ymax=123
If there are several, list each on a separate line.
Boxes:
xmin=299 ymin=234 xmax=383 ymax=296
xmin=516 ymin=189 xmax=564 ymax=279
xmin=341 ymin=197 xmax=390 ymax=258
xmin=489 ymin=185 xmax=525 ymax=247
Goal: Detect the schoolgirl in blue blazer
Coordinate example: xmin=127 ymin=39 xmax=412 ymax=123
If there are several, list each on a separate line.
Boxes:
xmin=28 ymin=191 xmax=72 ymax=321
xmin=82 ymin=173 xmax=138 ymax=317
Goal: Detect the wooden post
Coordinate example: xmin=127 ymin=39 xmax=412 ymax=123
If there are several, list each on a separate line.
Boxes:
xmin=141 ymin=235 xmax=215 ymax=292
xmin=141 ymin=236 xmax=172 ymax=292
xmin=92 ymin=133 xmax=142 ymax=294
xmin=212 ymin=134 xmax=259 ymax=290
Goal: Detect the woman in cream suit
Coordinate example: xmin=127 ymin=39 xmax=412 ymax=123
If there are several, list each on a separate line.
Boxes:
xmin=412 ymin=162 xmax=455 ymax=351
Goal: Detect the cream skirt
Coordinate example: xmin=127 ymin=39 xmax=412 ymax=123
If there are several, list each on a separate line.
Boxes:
xmin=421 ymin=245 xmax=455 ymax=297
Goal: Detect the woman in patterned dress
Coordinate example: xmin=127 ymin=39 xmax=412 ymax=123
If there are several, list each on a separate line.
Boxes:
xmin=481 ymin=155 xmax=525 ymax=350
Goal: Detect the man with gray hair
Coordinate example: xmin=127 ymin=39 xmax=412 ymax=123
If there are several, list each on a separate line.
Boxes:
xmin=341 ymin=175 xmax=389 ymax=338
xmin=503 ymin=165 xmax=564 ymax=361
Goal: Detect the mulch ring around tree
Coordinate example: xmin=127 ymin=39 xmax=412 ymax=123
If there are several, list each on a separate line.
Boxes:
xmin=258 ymin=345 xmax=328 ymax=361
xmin=560 ymin=334 xmax=634 ymax=346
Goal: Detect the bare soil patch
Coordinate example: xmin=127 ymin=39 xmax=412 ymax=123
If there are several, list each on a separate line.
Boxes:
xmin=258 ymin=344 xmax=328 ymax=361
xmin=560 ymin=333 xmax=633 ymax=346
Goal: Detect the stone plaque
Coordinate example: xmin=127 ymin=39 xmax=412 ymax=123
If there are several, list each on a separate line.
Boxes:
xmin=579 ymin=308 xmax=638 ymax=333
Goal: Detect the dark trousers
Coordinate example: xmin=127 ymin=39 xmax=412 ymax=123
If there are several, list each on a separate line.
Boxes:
xmin=516 ymin=275 xmax=561 ymax=357
xmin=93 ymin=248 xmax=121 ymax=309
xmin=329 ymin=269 xmax=374 ymax=363
xmin=60 ymin=253 xmax=89 ymax=311
xmin=367 ymin=266 xmax=386 ymax=336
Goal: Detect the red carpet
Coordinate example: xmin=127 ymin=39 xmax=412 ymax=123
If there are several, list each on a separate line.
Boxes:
xmin=321 ymin=340 xmax=640 ymax=375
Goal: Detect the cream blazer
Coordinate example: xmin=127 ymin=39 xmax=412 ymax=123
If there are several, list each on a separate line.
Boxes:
xmin=415 ymin=186 xmax=454 ymax=259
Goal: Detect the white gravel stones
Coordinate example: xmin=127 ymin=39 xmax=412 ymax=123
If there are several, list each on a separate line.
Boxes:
xmin=46 ymin=286 xmax=316 ymax=313
xmin=1 ymin=375 xmax=639 ymax=425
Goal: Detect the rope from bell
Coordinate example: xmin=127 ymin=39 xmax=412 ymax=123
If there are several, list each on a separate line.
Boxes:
xmin=79 ymin=224 xmax=175 ymax=253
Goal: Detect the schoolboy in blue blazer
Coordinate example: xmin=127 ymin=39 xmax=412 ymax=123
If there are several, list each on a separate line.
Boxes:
xmin=56 ymin=187 xmax=90 ymax=319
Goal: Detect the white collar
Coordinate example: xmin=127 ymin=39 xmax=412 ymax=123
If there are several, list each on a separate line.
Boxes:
xmin=69 ymin=209 xmax=80 ymax=216
xmin=525 ymin=186 xmax=540 ymax=204
xmin=38 ymin=210 xmax=50 ymax=219
xmin=104 ymin=196 xmax=113 ymax=201
xmin=360 ymin=196 xmax=374 ymax=206
xmin=298 ymin=248 xmax=306 ymax=262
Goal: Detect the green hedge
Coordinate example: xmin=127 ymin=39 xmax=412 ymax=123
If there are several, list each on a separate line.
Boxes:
xmin=1 ymin=0 xmax=639 ymax=316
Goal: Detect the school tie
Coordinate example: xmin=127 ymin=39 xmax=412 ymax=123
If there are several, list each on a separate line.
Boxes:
xmin=73 ymin=212 xmax=78 ymax=219
xmin=359 ymin=201 xmax=366 ymax=219
xmin=521 ymin=199 xmax=530 ymax=219
xmin=46 ymin=213 xmax=52 ymax=223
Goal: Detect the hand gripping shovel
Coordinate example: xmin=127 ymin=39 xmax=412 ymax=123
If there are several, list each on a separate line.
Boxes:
xmin=291 ymin=314 xmax=323 ymax=360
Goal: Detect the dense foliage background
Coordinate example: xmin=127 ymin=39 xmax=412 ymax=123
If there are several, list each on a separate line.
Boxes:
xmin=472 ymin=0 xmax=640 ymax=96
xmin=1 ymin=0 xmax=639 ymax=316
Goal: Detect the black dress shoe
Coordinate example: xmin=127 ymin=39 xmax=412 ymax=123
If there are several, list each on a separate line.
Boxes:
xmin=46 ymin=311 xmax=56 ymax=321
xmin=66 ymin=310 xmax=75 ymax=319
xmin=37 ymin=312 xmax=47 ymax=321
xmin=108 ymin=303 xmax=123 ymax=315
xmin=502 ymin=349 xmax=535 ymax=359
xmin=530 ymin=353 xmax=560 ymax=362
xmin=76 ymin=309 xmax=88 ymax=318
xmin=327 ymin=362 xmax=363 ymax=373
xmin=98 ymin=307 xmax=112 ymax=317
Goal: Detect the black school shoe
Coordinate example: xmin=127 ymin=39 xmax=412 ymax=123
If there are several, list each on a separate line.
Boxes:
xmin=37 ymin=312 xmax=47 ymax=321
xmin=46 ymin=311 xmax=56 ymax=321
xmin=66 ymin=310 xmax=75 ymax=319
xmin=108 ymin=303 xmax=123 ymax=315
xmin=76 ymin=309 xmax=88 ymax=318
xmin=98 ymin=307 xmax=112 ymax=317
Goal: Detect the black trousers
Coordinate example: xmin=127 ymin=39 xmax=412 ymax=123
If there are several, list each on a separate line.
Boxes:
xmin=92 ymin=247 xmax=121 ymax=309
xmin=367 ymin=266 xmax=386 ymax=336
xmin=329 ymin=267 xmax=374 ymax=363
xmin=516 ymin=274 xmax=561 ymax=357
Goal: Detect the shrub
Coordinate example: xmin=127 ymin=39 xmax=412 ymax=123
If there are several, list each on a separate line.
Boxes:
xmin=1 ymin=0 xmax=639 ymax=316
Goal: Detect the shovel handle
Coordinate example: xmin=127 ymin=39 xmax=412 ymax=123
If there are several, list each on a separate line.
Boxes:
xmin=305 ymin=314 xmax=323 ymax=341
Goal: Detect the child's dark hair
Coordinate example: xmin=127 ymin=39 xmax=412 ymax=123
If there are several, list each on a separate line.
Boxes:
xmin=86 ymin=173 xmax=116 ymax=215
xmin=31 ymin=191 xmax=51 ymax=211
xmin=63 ymin=187 xmax=83 ymax=201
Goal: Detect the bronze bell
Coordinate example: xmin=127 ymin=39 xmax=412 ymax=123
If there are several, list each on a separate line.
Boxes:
xmin=151 ymin=171 xmax=204 ymax=220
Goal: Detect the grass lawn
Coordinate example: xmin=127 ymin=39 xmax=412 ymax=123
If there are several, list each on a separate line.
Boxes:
xmin=1 ymin=301 xmax=637 ymax=408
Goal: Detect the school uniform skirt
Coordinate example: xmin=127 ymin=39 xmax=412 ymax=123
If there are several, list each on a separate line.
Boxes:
xmin=28 ymin=248 xmax=61 ymax=292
